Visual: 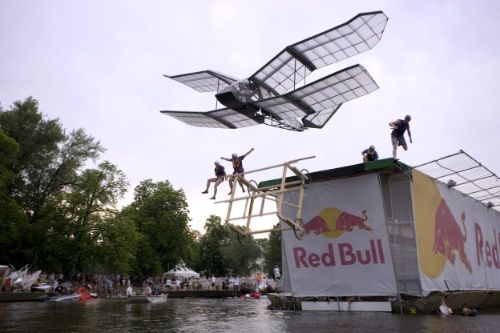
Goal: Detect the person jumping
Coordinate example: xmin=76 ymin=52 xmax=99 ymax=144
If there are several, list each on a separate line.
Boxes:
xmin=389 ymin=115 xmax=413 ymax=159
xmin=202 ymin=161 xmax=226 ymax=200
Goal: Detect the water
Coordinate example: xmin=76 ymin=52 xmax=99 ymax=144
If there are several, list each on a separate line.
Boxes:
xmin=1 ymin=297 xmax=500 ymax=332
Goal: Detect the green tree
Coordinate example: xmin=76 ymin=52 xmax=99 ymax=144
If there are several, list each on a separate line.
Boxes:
xmin=0 ymin=98 xmax=104 ymax=224
xmin=95 ymin=213 xmax=139 ymax=273
xmin=125 ymin=179 xmax=194 ymax=275
xmin=263 ymin=223 xmax=282 ymax=275
xmin=0 ymin=97 xmax=128 ymax=271
xmin=196 ymin=215 xmax=263 ymax=277
xmin=196 ymin=215 xmax=230 ymax=276
xmin=0 ymin=129 xmax=26 ymax=264
xmin=32 ymin=161 xmax=131 ymax=274
xmin=221 ymin=232 xmax=262 ymax=276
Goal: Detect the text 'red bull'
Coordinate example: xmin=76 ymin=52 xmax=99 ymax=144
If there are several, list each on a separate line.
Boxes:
xmin=433 ymin=199 xmax=472 ymax=273
xmin=475 ymin=223 xmax=500 ymax=269
xmin=293 ymin=239 xmax=385 ymax=268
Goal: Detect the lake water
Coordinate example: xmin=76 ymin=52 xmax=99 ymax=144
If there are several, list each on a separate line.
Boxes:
xmin=1 ymin=297 xmax=500 ymax=332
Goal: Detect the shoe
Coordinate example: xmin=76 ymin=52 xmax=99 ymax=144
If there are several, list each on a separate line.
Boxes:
xmin=210 ymin=196 xmax=216 ymax=200
xmin=241 ymin=188 xmax=245 ymax=193
xmin=202 ymin=190 xmax=208 ymax=194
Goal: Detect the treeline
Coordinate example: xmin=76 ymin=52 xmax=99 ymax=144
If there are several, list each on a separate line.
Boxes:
xmin=0 ymin=97 xmax=281 ymax=277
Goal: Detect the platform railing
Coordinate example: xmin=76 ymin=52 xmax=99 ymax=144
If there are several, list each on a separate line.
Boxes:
xmin=215 ymin=156 xmax=315 ymax=240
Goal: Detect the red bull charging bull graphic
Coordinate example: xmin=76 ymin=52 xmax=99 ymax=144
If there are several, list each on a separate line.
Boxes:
xmin=304 ymin=208 xmax=371 ymax=236
xmin=413 ymin=170 xmax=500 ymax=294
xmin=282 ymin=174 xmax=397 ymax=297
xmin=432 ymin=199 xmax=472 ymax=273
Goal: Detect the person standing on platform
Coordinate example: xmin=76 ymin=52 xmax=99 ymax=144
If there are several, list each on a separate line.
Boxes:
xmin=221 ymin=148 xmax=254 ymax=194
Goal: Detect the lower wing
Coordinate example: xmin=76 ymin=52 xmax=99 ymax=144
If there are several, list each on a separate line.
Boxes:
xmin=160 ymin=107 xmax=263 ymax=129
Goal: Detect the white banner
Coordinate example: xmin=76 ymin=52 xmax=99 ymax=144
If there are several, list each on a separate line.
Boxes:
xmin=413 ymin=171 xmax=500 ymax=295
xmin=282 ymin=173 xmax=397 ymax=297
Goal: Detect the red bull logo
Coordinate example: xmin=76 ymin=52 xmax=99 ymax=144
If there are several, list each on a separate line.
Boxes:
xmin=413 ymin=170 xmax=473 ymax=278
xmin=336 ymin=209 xmax=371 ymax=232
xmin=303 ymin=207 xmax=371 ymax=238
xmin=432 ymin=199 xmax=472 ymax=273
xmin=304 ymin=215 xmax=331 ymax=235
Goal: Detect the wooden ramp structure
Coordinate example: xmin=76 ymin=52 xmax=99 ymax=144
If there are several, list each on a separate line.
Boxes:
xmin=216 ymin=156 xmax=315 ymax=241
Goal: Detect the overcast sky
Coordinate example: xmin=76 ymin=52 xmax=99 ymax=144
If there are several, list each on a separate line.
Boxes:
xmin=1 ymin=0 xmax=500 ymax=234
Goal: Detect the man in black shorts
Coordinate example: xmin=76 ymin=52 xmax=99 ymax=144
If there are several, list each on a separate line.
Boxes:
xmin=389 ymin=115 xmax=413 ymax=158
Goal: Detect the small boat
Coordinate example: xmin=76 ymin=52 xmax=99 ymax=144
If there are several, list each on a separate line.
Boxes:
xmin=47 ymin=293 xmax=80 ymax=302
xmin=127 ymin=294 xmax=168 ymax=304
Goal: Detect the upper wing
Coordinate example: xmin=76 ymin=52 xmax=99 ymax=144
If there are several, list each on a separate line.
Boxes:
xmin=160 ymin=108 xmax=262 ymax=129
xmin=164 ymin=70 xmax=238 ymax=93
xmin=254 ymin=64 xmax=378 ymax=129
xmin=250 ymin=11 xmax=388 ymax=95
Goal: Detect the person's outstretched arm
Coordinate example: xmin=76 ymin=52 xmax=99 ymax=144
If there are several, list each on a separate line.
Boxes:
xmin=407 ymin=125 xmax=413 ymax=143
xmin=243 ymin=148 xmax=255 ymax=157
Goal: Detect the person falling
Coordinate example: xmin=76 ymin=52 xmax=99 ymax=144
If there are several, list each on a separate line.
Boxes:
xmin=201 ymin=161 xmax=226 ymax=200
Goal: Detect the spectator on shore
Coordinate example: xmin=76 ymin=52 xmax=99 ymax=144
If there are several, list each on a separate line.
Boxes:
xmin=234 ymin=277 xmax=239 ymax=291
xmin=273 ymin=265 xmax=281 ymax=280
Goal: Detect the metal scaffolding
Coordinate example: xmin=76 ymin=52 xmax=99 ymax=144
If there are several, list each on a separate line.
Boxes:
xmin=414 ymin=150 xmax=500 ymax=211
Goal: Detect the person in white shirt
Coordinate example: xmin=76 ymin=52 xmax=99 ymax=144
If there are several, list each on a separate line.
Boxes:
xmin=126 ymin=285 xmax=133 ymax=296
xmin=233 ymin=277 xmax=239 ymax=291
xmin=273 ymin=265 xmax=281 ymax=280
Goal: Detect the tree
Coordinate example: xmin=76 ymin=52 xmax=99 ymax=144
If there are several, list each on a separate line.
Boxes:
xmin=263 ymin=223 xmax=282 ymax=275
xmin=125 ymin=179 xmax=194 ymax=275
xmin=196 ymin=215 xmax=263 ymax=277
xmin=0 ymin=97 xmax=126 ymax=271
xmin=32 ymin=161 xmax=132 ymax=274
xmin=220 ymin=232 xmax=262 ymax=277
xmin=0 ymin=98 xmax=104 ymax=225
xmin=196 ymin=215 xmax=230 ymax=276
xmin=0 ymin=129 xmax=26 ymax=264
xmin=95 ymin=213 xmax=139 ymax=273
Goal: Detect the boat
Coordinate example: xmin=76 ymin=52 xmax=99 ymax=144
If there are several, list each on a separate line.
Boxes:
xmin=47 ymin=293 xmax=80 ymax=302
xmin=0 ymin=292 xmax=50 ymax=302
xmin=127 ymin=294 xmax=168 ymax=304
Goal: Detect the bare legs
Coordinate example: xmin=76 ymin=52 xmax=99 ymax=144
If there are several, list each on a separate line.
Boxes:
xmin=392 ymin=141 xmax=398 ymax=158
xmin=202 ymin=177 xmax=224 ymax=199
xmin=228 ymin=174 xmax=246 ymax=195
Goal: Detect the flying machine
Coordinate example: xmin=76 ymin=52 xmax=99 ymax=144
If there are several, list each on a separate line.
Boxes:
xmin=161 ymin=11 xmax=388 ymax=132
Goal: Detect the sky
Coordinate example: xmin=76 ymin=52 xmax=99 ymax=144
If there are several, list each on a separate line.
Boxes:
xmin=1 ymin=0 xmax=500 ymax=234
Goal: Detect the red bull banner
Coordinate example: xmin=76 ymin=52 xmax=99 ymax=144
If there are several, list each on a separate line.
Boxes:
xmin=413 ymin=170 xmax=500 ymax=295
xmin=282 ymin=174 xmax=397 ymax=297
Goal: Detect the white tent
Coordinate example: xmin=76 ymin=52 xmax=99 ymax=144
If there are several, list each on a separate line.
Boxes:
xmin=164 ymin=261 xmax=200 ymax=278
